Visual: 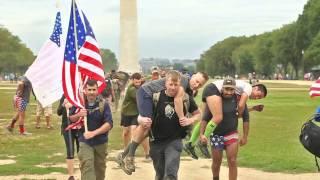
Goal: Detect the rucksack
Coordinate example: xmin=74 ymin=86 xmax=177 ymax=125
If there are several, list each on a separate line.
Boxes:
xmin=299 ymin=115 xmax=320 ymax=171
xmin=101 ymin=78 xmax=113 ymax=97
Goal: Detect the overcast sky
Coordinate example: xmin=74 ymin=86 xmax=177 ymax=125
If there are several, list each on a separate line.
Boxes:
xmin=0 ymin=0 xmax=308 ymax=59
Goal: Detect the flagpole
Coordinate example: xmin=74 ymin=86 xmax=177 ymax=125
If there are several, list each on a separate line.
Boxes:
xmin=72 ymin=0 xmax=88 ymax=132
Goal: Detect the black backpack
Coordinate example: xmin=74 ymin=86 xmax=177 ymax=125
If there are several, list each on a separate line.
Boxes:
xmin=299 ymin=116 xmax=320 ymax=171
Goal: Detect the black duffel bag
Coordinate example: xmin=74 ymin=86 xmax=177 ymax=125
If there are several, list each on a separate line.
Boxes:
xmin=300 ymin=116 xmax=320 ymax=171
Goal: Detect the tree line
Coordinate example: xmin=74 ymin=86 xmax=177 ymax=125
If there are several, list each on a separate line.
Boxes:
xmin=0 ymin=26 xmax=118 ymax=77
xmin=197 ymin=0 xmax=320 ymax=79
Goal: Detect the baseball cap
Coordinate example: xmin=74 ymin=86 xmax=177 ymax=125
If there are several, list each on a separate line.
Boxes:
xmin=222 ymin=77 xmax=236 ymax=89
xmin=152 ymin=70 xmax=159 ymax=75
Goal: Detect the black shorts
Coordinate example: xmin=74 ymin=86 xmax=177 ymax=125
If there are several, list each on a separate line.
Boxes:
xmin=63 ymin=129 xmax=79 ymax=159
xmin=202 ymin=83 xmax=221 ymax=102
xmin=121 ymin=114 xmax=138 ymax=127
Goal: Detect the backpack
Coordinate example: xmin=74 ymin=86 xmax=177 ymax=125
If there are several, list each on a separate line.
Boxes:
xmin=101 ymin=78 xmax=113 ymax=97
xmin=299 ymin=115 xmax=320 ymax=171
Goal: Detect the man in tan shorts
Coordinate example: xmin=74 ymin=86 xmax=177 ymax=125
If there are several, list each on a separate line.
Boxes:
xmin=35 ymin=100 xmax=53 ymax=129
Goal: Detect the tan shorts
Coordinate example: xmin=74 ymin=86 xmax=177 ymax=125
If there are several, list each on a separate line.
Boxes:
xmin=36 ymin=101 xmax=52 ymax=116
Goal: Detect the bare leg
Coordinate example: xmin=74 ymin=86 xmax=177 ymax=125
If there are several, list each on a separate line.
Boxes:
xmin=212 ymin=147 xmax=223 ymax=179
xmin=9 ymin=112 xmax=19 ymax=128
xmin=225 ymin=142 xmax=239 ymax=180
xmin=141 ymin=137 xmax=150 ymax=158
xmin=66 ymin=159 xmax=74 ymax=176
xmin=35 ymin=116 xmax=41 ymax=128
xmin=132 ymin=125 xmax=150 ymax=144
xmin=122 ymin=126 xmax=131 ymax=148
xmin=46 ymin=116 xmax=52 ymax=128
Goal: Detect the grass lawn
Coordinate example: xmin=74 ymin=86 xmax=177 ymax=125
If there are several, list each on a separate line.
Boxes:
xmin=0 ymin=81 xmax=319 ymax=175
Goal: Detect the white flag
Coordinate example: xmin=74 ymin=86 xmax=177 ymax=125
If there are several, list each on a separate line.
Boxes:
xmin=25 ymin=12 xmax=64 ymax=107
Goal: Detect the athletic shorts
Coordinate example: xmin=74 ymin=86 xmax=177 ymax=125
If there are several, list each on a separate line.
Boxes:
xmin=136 ymin=88 xmax=153 ymax=118
xmin=63 ymin=129 xmax=79 ymax=159
xmin=210 ymin=131 xmax=239 ymax=150
xmin=202 ymin=83 xmax=221 ymax=102
xmin=13 ymin=95 xmax=28 ymax=112
xmin=36 ymin=102 xmax=52 ymax=116
xmin=121 ymin=114 xmax=138 ymax=127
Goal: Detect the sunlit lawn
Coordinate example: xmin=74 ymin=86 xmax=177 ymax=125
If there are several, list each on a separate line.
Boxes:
xmin=0 ymin=81 xmax=319 ymax=175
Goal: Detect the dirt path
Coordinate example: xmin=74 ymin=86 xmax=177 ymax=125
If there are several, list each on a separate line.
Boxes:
xmin=0 ymin=155 xmax=318 ymax=180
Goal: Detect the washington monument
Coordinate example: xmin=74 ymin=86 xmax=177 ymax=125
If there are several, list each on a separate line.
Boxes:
xmin=119 ymin=0 xmax=140 ymax=73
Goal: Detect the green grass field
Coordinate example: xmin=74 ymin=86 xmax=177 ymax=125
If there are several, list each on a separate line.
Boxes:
xmin=0 ymin=81 xmax=318 ymax=175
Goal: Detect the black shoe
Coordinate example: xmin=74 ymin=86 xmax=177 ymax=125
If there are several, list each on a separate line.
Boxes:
xmin=197 ymin=141 xmax=211 ymax=158
xmin=183 ymin=142 xmax=198 ymax=159
xmin=68 ymin=176 xmax=75 ymax=180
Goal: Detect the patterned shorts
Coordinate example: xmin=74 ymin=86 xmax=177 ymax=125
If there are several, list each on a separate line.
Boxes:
xmin=13 ymin=95 xmax=28 ymax=112
xmin=210 ymin=131 xmax=239 ymax=150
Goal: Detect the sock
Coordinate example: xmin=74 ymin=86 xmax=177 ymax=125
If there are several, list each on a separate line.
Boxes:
xmin=19 ymin=125 xmax=25 ymax=134
xmin=122 ymin=143 xmax=131 ymax=157
xmin=213 ymin=176 xmax=219 ymax=180
xmin=204 ymin=121 xmax=217 ymax=138
xmin=128 ymin=141 xmax=139 ymax=157
xmin=10 ymin=118 xmax=17 ymax=128
xmin=189 ymin=122 xmax=200 ymax=146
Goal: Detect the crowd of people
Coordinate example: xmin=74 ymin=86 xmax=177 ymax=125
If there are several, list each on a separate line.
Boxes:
xmin=5 ymin=69 xmax=268 ymax=180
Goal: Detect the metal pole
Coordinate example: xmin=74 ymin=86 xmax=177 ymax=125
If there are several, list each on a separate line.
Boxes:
xmin=72 ymin=0 xmax=87 ymax=132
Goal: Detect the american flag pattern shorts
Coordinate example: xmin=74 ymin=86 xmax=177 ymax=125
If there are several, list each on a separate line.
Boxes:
xmin=210 ymin=131 xmax=239 ymax=150
xmin=13 ymin=95 xmax=28 ymax=112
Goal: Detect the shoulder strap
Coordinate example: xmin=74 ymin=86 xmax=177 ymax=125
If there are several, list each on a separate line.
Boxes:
xmin=183 ymin=93 xmax=190 ymax=113
xmin=99 ymin=98 xmax=107 ymax=114
xmin=153 ymin=92 xmax=161 ymax=108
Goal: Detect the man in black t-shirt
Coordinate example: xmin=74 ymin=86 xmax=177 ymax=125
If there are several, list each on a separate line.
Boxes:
xmin=150 ymin=70 xmax=200 ymax=180
xmin=199 ymin=79 xmax=250 ymax=180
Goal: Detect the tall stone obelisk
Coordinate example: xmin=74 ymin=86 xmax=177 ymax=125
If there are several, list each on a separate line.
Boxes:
xmin=119 ymin=0 xmax=140 ymax=73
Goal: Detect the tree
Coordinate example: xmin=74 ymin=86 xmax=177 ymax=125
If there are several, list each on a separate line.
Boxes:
xmin=100 ymin=48 xmax=118 ymax=73
xmin=0 ymin=27 xmax=34 ymax=75
xmin=253 ymin=34 xmax=275 ymax=78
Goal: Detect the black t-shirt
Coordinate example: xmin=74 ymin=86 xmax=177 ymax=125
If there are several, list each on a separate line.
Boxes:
xmin=202 ymin=83 xmax=220 ymax=102
xmin=202 ymin=94 xmax=249 ymax=136
xmin=151 ymin=90 xmax=198 ymax=143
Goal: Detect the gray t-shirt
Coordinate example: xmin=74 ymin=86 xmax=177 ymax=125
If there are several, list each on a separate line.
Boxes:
xmin=141 ymin=75 xmax=190 ymax=97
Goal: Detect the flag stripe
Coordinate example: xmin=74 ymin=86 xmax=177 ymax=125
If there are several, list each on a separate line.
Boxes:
xmin=83 ymin=39 xmax=100 ymax=54
xmin=78 ymin=54 xmax=104 ymax=70
xmin=309 ymin=80 xmax=320 ymax=97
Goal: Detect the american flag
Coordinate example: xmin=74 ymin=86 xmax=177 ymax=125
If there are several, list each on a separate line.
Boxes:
xmin=49 ymin=12 xmax=62 ymax=47
xmin=78 ymin=12 xmax=106 ymax=93
xmin=62 ymin=2 xmax=105 ymax=108
xmin=310 ymin=79 xmax=320 ymax=97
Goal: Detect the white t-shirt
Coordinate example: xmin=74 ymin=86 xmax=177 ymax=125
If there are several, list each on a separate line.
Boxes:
xmin=213 ymin=80 xmax=252 ymax=96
